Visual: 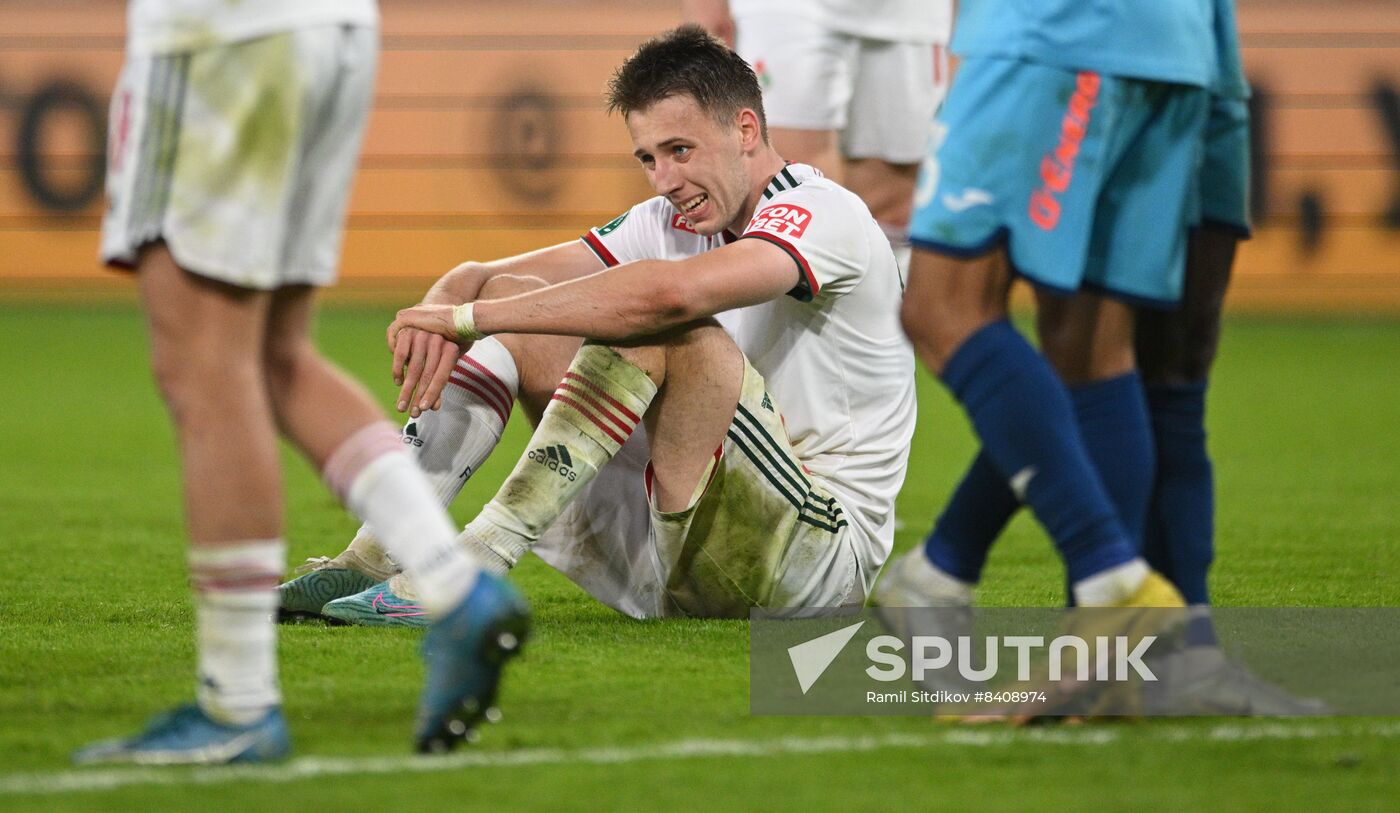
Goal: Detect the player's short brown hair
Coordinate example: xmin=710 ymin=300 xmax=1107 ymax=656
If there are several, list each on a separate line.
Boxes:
xmin=606 ymin=24 xmax=768 ymax=141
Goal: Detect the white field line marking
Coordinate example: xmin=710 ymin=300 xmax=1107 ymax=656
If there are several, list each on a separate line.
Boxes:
xmin=4 ymin=722 xmax=1399 ymax=796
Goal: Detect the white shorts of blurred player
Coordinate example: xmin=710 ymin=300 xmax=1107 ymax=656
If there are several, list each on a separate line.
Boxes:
xmin=101 ymin=24 xmax=376 ymax=289
xmin=534 ymin=358 xmax=872 ymax=619
xmin=734 ymin=11 xmax=948 ymax=164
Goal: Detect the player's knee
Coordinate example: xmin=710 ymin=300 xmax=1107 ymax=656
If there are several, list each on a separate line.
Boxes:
xmin=150 ymin=344 xmax=256 ymax=428
xmin=263 ymin=335 xmax=311 ymax=384
xmin=147 ymin=345 xmax=189 ymax=414
xmin=1036 ymin=295 xmax=1136 ymax=384
xmin=617 ymin=319 xmax=732 ymax=389
xmin=901 ymin=250 xmax=1011 ymax=369
xmin=1035 ymin=318 xmax=1091 ymax=382
xmin=672 ymin=320 xmax=740 ymax=370
xmin=899 ymin=300 xmax=945 ymax=367
xmin=1176 ymin=338 xmax=1218 ymax=382
xmin=1139 ymin=230 xmax=1234 ymax=385
xmin=845 ymin=159 xmax=918 ymax=228
xmin=1042 ymin=338 xmax=1135 ymax=385
xmin=1139 ymin=356 xmax=1203 ymax=388
xmin=1172 ymin=334 xmax=1219 ymax=384
xmin=1136 ymin=319 xmax=1220 ymax=385
xmin=899 ymin=296 xmax=978 ymax=371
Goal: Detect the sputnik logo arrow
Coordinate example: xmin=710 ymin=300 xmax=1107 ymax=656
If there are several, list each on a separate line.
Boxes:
xmin=787 ymin=621 xmax=865 ymax=694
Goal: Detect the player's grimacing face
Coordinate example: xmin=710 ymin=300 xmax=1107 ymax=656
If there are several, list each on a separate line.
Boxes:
xmin=626 ymin=95 xmax=750 ymax=236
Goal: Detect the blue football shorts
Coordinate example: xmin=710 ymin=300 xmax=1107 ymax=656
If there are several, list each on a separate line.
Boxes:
xmin=1192 ymin=95 xmax=1251 ymax=236
xmin=909 ymin=57 xmax=1213 ymax=308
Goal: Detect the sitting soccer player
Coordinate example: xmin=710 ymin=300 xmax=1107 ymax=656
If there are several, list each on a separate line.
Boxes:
xmin=280 ymin=25 xmax=917 ymax=623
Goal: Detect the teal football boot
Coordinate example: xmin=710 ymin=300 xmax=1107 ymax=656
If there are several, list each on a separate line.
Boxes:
xmin=73 ymin=705 xmax=290 ymax=766
xmin=321 ymin=575 xmax=431 ymax=628
xmin=278 ymin=554 xmax=385 ymax=623
xmin=416 ymin=571 xmax=530 ymax=753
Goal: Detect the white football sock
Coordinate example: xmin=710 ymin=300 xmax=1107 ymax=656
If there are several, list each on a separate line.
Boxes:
xmin=324 ymin=423 xmax=479 ymax=615
xmin=342 ymin=338 xmax=519 ymax=576
xmin=470 ymin=345 xmax=656 ymax=566
xmin=189 ymin=540 xmax=284 ymax=725
xmin=415 ymin=337 xmax=518 ymax=498
xmin=1071 ymin=558 xmax=1150 ymax=606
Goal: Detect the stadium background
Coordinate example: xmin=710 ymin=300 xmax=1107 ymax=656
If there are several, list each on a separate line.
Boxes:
xmin=1 ymin=2 xmax=1397 ymax=809
xmin=0 ymin=0 xmax=1396 ymax=309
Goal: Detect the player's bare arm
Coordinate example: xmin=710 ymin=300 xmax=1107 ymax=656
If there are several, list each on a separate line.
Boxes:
xmin=420 ymin=241 xmax=606 ymax=306
xmin=389 ymin=237 xmax=799 ymax=348
xmin=392 ymin=241 xmax=606 ymax=415
xmin=388 ymin=234 xmax=797 ymax=412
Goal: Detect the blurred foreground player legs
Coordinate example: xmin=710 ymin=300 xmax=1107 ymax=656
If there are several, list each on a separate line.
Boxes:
xmin=75 ymin=1 xmax=527 ymax=764
xmin=879 ymin=0 xmax=1223 ymax=617
xmin=721 ymin=0 xmax=951 ymax=276
xmin=285 ymin=26 xmax=916 ymax=623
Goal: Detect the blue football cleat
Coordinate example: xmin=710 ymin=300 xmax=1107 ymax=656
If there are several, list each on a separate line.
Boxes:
xmin=73 ymin=704 xmax=290 ymax=766
xmin=322 ymin=576 xmax=431 ymax=628
xmin=416 ymin=571 xmax=530 ymax=753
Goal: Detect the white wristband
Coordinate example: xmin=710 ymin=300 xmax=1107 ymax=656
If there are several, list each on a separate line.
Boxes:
xmin=451 ymin=302 xmax=486 ymax=341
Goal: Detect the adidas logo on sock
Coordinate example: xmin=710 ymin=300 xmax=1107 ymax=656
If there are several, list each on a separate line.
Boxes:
xmin=402 ymin=422 xmax=423 ymax=447
xmin=526 ymin=444 xmax=578 ymax=481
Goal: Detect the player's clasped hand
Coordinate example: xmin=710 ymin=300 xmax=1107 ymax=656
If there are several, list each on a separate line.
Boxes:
xmin=387 ymin=305 xmax=469 ymax=417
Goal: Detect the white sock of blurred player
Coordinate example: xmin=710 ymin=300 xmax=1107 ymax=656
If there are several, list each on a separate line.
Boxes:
xmin=323 ymin=423 xmax=480 ymax=614
xmin=189 ymin=540 xmax=284 ymax=724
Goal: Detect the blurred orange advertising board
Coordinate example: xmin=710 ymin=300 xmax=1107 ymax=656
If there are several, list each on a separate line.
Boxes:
xmin=0 ymin=0 xmax=1396 ymax=311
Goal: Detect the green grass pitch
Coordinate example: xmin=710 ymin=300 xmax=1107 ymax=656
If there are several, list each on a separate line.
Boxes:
xmin=0 ymin=304 xmax=1396 ymax=810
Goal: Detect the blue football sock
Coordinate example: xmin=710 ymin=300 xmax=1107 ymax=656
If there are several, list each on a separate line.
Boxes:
xmin=922 ymin=451 xmax=1017 ymax=583
xmin=1062 ymin=372 xmax=1156 ymax=604
xmin=1070 ymin=372 xmax=1156 ymax=548
xmin=1143 ymin=381 xmax=1214 ymax=604
xmin=926 ymin=373 xmax=1158 ymax=591
xmin=937 ymin=320 xmax=1137 ymax=584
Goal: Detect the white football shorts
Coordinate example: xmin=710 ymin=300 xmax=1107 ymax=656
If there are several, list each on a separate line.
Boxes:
xmin=735 ymin=11 xmax=948 ymax=164
xmin=534 ymin=359 xmax=869 ymax=618
xmin=101 ymin=24 xmax=376 ymax=290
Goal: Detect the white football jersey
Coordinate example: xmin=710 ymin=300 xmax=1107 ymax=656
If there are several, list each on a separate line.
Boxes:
xmin=729 ymin=0 xmax=952 ymax=44
xmin=580 ymin=163 xmax=917 ymax=567
xmin=125 ymin=0 xmax=378 ymax=55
